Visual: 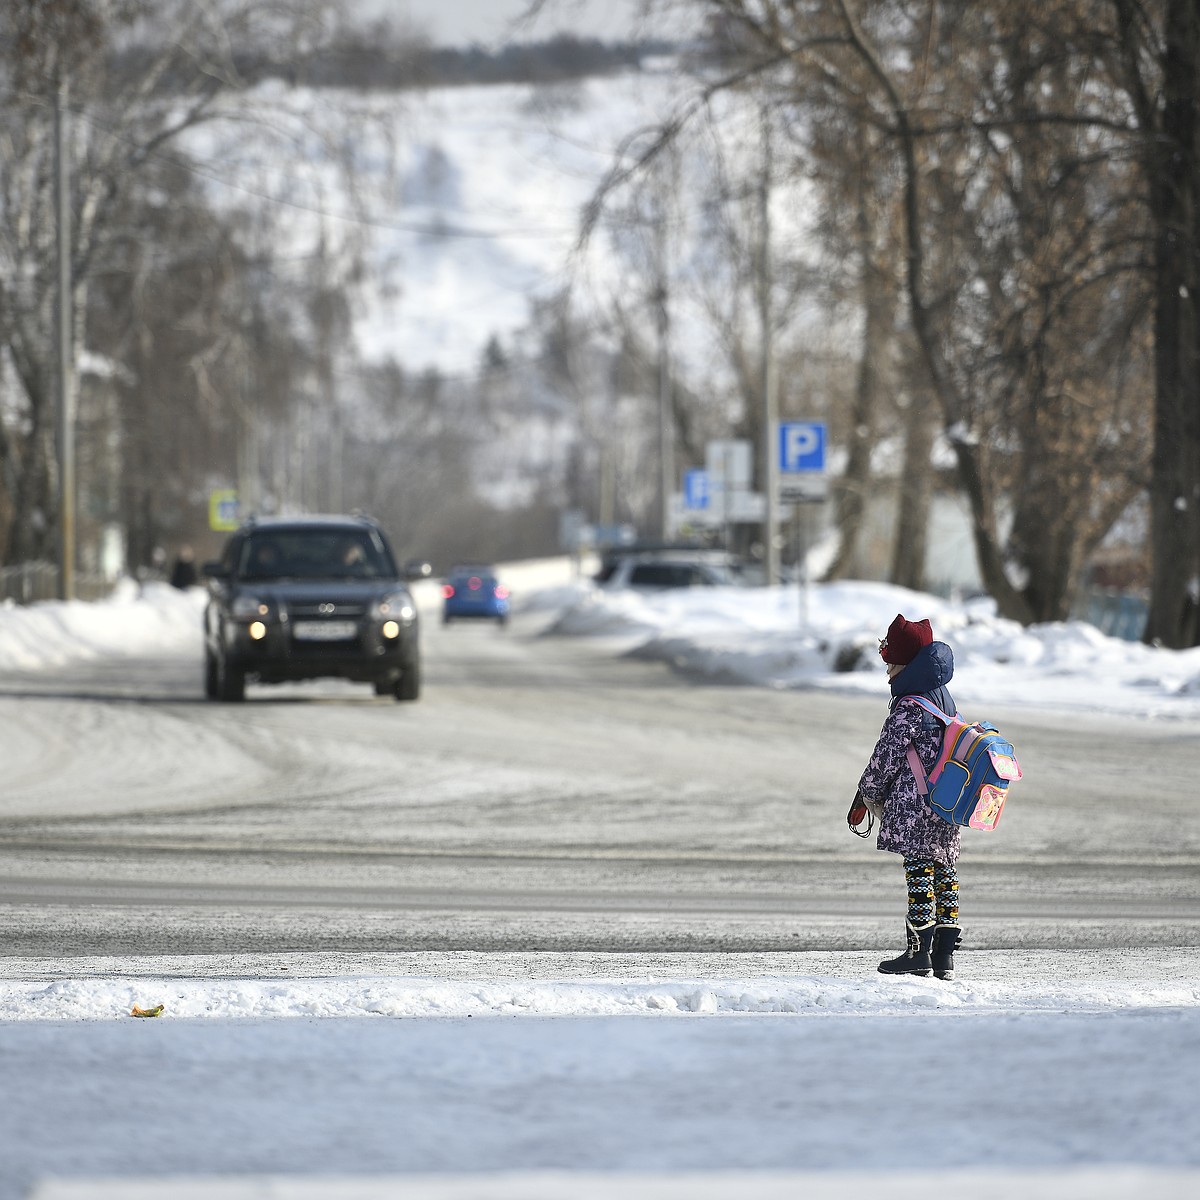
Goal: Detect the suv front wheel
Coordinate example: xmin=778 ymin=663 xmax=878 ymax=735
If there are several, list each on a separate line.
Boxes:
xmin=394 ymin=660 xmax=420 ymax=702
xmin=214 ymin=645 xmax=246 ymax=702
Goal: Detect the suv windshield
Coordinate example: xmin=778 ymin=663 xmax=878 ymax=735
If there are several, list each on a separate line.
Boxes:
xmin=237 ymin=529 xmax=395 ymax=582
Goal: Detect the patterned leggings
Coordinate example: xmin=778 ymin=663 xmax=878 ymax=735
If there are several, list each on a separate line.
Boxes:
xmin=903 ymin=856 xmax=959 ymax=926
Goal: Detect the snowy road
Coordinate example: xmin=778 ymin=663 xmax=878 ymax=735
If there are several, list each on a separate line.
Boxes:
xmin=1 ymin=605 xmax=1198 ymax=956
xmin=2 ymin=579 xmax=1200 ymax=1199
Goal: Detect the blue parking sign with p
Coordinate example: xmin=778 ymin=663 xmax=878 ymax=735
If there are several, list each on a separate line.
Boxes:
xmin=779 ymin=421 xmax=826 ymax=473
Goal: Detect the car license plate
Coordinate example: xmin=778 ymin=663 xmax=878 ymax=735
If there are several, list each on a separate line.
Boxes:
xmin=292 ymin=620 xmax=357 ymax=641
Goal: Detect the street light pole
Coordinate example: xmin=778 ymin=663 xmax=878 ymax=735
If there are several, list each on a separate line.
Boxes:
xmin=655 ymin=276 xmax=673 ymax=543
xmin=55 ymin=76 xmax=76 ymax=601
xmin=759 ymin=103 xmax=779 ymax=587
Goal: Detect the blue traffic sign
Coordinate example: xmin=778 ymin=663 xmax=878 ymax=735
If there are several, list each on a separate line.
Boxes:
xmin=683 ymin=468 xmax=710 ymax=510
xmin=779 ymin=421 xmax=827 ymax=473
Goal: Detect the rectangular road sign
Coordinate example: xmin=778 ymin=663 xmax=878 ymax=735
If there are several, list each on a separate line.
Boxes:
xmin=683 ymin=468 xmax=710 ymax=510
xmin=209 ymin=489 xmax=240 ymax=532
xmin=706 ymin=439 xmax=752 ymax=489
xmin=779 ymin=476 xmax=829 ymax=503
xmin=779 ymin=421 xmax=827 ymax=473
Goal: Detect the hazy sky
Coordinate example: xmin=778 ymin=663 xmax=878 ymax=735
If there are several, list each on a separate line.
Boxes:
xmin=372 ymin=1 xmax=654 ymax=46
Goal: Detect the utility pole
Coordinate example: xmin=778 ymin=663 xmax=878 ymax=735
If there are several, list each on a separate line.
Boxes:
xmin=315 ymin=232 xmax=342 ymax=514
xmin=759 ymin=102 xmax=780 ymax=587
xmin=55 ymin=76 xmax=76 ymax=601
xmin=237 ymin=370 xmax=257 ymax=518
xmin=655 ymin=279 xmax=672 ymax=541
xmin=653 ymin=192 xmax=674 ymax=544
xmin=600 ymin=358 xmax=618 ymax=530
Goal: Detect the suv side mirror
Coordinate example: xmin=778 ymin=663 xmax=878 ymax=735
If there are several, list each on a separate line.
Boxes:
xmin=202 ymin=561 xmax=229 ymax=580
xmin=403 ymin=559 xmax=433 ymax=581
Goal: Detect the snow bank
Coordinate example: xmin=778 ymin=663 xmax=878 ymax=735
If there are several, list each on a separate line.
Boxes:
xmin=546 ymin=578 xmax=1200 ymax=718
xmin=0 ymin=581 xmax=205 ymax=670
xmin=4 ymin=973 xmax=1197 ymax=1021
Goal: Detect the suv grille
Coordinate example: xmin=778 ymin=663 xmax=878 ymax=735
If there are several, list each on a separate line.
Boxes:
xmin=287 ymin=601 xmax=368 ymax=619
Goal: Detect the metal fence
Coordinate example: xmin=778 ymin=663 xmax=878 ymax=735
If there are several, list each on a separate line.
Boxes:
xmin=1073 ymin=587 xmax=1149 ymax=642
xmin=0 ymin=561 xmax=116 ymax=605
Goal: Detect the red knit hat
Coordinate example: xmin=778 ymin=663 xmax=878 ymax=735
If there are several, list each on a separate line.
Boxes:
xmin=879 ymin=614 xmax=933 ymax=665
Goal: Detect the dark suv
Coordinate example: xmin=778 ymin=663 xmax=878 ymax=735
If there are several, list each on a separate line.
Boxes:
xmin=202 ymin=515 xmax=422 ymax=702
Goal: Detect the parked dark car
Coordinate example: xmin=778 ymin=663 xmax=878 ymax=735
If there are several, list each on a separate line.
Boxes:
xmin=203 ymin=515 xmax=422 ymax=702
xmin=597 ymin=551 xmax=740 ymax=590
xmin=442 ymin=565 xmax=510 ymax=625
xmin=594 ymin=542 xmax=754 ymax=589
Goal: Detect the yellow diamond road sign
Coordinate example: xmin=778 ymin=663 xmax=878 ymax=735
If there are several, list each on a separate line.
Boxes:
xmin=209 ymin=489 xmax=240 ymax=532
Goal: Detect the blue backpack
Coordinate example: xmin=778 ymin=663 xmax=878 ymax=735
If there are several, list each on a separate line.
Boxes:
xmin=903 ymin=697 xmax=1022 ymax=830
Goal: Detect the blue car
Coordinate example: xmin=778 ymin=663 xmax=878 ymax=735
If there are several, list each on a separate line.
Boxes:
xmin=442 ymin=566 xmax=510 ymax=626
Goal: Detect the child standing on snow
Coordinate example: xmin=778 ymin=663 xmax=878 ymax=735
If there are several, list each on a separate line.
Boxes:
xmin=854 ymin=614 xmax=963 ymax=980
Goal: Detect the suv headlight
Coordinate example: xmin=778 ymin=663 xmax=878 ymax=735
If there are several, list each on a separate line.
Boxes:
xmin=372 ymin=592 xmax=415 ymax=624
xmin=231 ymin=595 xmax=270 ymax=620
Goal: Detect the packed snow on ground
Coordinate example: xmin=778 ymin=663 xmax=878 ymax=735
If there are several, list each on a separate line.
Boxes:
xmin=4 ymin=960 xmax=1199 ymax=1021
xmin=3 ymin=565 xmax=1199 ymax=1197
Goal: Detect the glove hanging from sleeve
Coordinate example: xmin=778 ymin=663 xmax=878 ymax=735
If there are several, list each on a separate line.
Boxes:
xmin=847 ymin=792 xmax=883 ymax=838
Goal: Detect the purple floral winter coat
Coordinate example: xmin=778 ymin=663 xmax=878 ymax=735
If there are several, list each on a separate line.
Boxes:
xmin=857 ymin=641 xmax=961 ymax=865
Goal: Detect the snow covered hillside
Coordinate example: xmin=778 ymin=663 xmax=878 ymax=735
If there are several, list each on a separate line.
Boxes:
xmin=183 ymin=62 xmax=812 ymax=384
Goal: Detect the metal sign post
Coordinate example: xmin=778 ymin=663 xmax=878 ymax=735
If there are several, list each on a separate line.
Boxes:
xmin=776 ymin=422 xmax=828 ymax=628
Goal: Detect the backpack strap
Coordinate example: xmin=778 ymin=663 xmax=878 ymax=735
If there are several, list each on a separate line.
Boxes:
xmin=901 ymin=695 xmax=954 ymax=724
xmin=906 ymin=746 xmax=929 ymax=796
xmin=900 ymin=696 xmax=954 ymax=797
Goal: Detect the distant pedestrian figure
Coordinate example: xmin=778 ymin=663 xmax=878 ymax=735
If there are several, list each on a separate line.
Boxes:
xmin=853 ymin=614 xmax=963 ymax=979
xmin=169 ymin=545 xmax=198 ymax=590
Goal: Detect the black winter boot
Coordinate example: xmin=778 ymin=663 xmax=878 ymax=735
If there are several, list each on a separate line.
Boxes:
xmin=931 ymin=925 xmax=962 ymax=980
xmin=878 ymin=919 xmax=935 ymax=976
